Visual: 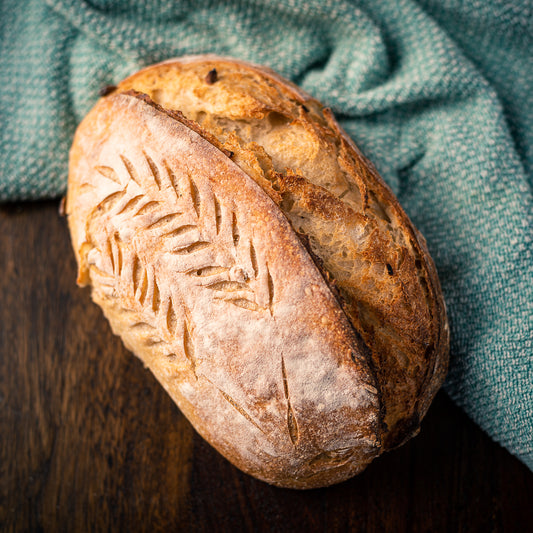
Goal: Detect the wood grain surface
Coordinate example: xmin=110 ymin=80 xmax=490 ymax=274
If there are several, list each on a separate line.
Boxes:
xmin=1 ymin=200 xmax=532 ymax=532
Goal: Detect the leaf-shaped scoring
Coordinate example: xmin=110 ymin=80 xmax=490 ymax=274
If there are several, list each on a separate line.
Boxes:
xmin=85 ymin=148 xmax=274 ymax=379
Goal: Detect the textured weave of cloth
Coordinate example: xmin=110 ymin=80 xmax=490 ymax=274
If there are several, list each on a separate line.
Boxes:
xmin=1 ymin=0 xmax=532 ymax=469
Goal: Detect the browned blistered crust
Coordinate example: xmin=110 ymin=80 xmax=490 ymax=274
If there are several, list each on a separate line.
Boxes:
xmin=66 ymin=55 xmax=449 ymax=488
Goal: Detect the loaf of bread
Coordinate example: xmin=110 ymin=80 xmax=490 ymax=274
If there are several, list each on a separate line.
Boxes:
xmin=66 ymin=55 xmax=449 ymax=489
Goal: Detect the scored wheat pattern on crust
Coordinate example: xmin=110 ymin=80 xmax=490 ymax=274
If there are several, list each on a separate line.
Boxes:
xmin=90 ymin=150 xmax=274 ymax=305
xmin=85 ymin=149 xmax=276 ymax=382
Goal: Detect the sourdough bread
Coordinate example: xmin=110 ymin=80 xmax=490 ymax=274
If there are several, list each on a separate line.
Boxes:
xmin=67 ymin=56 xmax=449 ymax=488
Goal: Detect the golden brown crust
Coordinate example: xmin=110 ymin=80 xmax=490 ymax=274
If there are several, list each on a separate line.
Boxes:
xmin=67 ymin=56 xmax=449 ymax=488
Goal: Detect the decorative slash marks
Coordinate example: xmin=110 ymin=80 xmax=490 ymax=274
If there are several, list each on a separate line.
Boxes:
xmin=166 ymin=297 xmax=177 ymax=334
xmin=95 ymin=190 xmax=127 ymax=212
xmin=171 ymin=241 xmax=210 ymax=255
xmin=112 ymin=232 xmax=122 ymax=276
xmin=217 ymin=388 xmax=266 ymax=434
xmin=144 ymin=152 xmax=162 ymax=190
xmin=152 ymin=277 xmax=161 ymax=313
xmin=281 ymin=355 xmax=299 ymax=446
xmin=94 ymin=153 xmax=274 ymax=315
xmin=231 ymin=212 xmax=240 ymax=245
xmin=96 ymin=165 xmax=122 ymax=185
xmin=306 ymin=448 xmax=355 ymax=471
xmin=89 ymin=149 xmax=278 ymax=384
xmin=116 ymin=194 xmax=143 ymax=216
xmin=183 ymin=318 xmax=197 ymax=378
xmin=189 ymin=175 xmax=201 ymax=217
xmin=267 ymin=265 xmax=274 ymax=315
xmin=198 ymin=378 xmax=267 ymax=435
xmin=214 ymin=196 xmax=222 ymax=234
xmin=191 ymin=266 xmax=229 ymax=277
xmin=146 ymin=213 xmax=183 ymax=230
xmin=249 ymin=242 xmax=258 ymax=277
xmin=120 ymin=155 xmax=142 ymax=187
xmin=163 ymin=161 xmax=181 ymax=201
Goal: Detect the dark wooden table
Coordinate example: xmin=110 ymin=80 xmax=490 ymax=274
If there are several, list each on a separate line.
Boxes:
xmin=1 ymin=200 xmax=532 ymax=532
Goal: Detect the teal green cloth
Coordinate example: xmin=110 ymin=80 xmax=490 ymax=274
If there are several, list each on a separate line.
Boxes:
xmin=1 ymin=1 xmax=532 ymax=468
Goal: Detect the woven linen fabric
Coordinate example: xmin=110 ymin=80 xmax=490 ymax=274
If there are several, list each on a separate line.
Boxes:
xmin=1 ymin=0 xmax=532 ymax=468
